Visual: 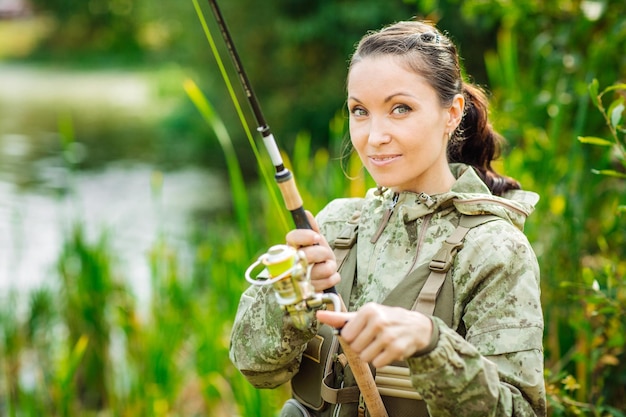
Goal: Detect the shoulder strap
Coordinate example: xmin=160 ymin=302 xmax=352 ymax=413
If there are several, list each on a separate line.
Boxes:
xmin=333 ymin=210 xmax=361 ymax=272
xmin=332 ymin=209 xmax=362 ymax=304
xmin=411 ymin=214 xmax=501 ymax=315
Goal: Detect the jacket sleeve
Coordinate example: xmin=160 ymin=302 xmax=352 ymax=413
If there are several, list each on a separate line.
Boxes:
xmin=229 ymin=283 xmax=317 ymax=388
xmin=229 ymin=198 xmax=362 ymax=389
xmin=406 ymin=221 xmax=546 ymax=417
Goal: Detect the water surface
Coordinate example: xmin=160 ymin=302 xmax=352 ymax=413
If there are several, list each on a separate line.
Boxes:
xmin=0 ymin=64 xmax=227 ymax=302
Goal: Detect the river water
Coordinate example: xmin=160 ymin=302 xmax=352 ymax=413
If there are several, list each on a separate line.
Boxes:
xmin=0 ymin=64 xmax=228 ymax=303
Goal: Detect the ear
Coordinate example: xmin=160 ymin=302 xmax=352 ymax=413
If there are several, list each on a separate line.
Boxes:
xmin=446 ymin=94 xmax=465 ymax=131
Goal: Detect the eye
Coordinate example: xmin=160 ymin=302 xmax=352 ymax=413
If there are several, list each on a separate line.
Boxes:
xmin=392 ymin=104 xmax=412 ymax=115
xmin=350 ymin=106 xmax=368 ymax=117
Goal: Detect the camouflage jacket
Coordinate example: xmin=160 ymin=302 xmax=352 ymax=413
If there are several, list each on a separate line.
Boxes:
xmin=230 ymin=164 xmax=546 ymax=416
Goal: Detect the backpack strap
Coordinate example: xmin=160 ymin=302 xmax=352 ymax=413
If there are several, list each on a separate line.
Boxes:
xmin=333 ymin=210 xmax=361 ymax=272
xmin=412 ymin=214 xmax=501 ymax=315
xmin=332 ymin=209 xmax=362 ymax=304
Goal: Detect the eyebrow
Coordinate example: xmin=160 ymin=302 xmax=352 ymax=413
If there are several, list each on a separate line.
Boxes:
xmin=348 ymin=92 xmax=416 ymax=103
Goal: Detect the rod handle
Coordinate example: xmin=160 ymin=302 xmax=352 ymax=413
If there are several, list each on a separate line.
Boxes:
xmin=338 ymin=339 xmax=389 ymax=417
xmin=276 ymin=169 xmax=311 ymax=229
xmin=289 ymin=207 xmax=312 ymax=230
xmin=335 ymin=297 xmax=388 ymax=416
xmin=276 ymin=170 xmax=339 ymax=296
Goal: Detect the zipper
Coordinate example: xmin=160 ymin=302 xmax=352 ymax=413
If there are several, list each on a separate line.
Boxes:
xmin=404 ymin=213 xmax=434 ymax=276
xmin=370 ymin=192 xmax=399 ymax=244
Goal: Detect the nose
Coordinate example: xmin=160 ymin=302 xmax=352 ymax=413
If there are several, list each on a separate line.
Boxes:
xmin=368 ymin=116 xmax=392 ymax=146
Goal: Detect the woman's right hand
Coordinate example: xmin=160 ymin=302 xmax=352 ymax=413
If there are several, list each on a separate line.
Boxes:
xmin=317 ymin=303 xmax=434 ymax=368
xmin=285 ymin=211 xmax=341 ymax=292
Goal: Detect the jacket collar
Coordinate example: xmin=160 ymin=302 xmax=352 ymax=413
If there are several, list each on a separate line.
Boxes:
xmin=372 ymin=164 xmax=539 ymax=231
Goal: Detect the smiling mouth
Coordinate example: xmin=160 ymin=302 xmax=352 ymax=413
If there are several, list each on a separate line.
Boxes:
xmin=370 ymin=155 xmax=400 ymax=161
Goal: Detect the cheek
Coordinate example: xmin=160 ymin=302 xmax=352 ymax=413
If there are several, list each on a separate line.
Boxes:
xmin=349 ymin=121 xmax=366 ymax=148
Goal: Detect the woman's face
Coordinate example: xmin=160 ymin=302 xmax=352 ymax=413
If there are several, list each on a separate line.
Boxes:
xmin=347 ymin=55 xmax=463 ymax=194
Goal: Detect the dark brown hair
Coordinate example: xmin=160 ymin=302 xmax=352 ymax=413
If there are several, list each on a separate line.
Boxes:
xmin=349 ymin=21 xmax=520 ymax=195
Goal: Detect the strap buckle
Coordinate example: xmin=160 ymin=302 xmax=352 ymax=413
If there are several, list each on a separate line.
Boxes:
xmin=429 ymin=240 xmax=464 ymax=272
xmin=334 ymin=223 xmax=359 ymax=249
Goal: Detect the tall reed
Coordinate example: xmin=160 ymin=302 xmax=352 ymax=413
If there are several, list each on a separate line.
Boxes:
xmin=485 ymin=15 xmax=626 ymax=413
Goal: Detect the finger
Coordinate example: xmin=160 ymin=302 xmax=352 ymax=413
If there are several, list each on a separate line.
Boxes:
xmin=316 ymin=310 xmax=355 ymax=328
xmin=300 ymin=244 xmax=334 ymax=265
xmin=309 ymin=271 xmax=341 ymax=293
xmin=358 ymin=338 xmax=387 ymax=365
xmin=370 ymin=347 xmax=402 ymax=368
xmin=303 ymin=211 xmax=335 ymax=250
xmin=305 ymin=210 xmax=320 ymax=233
xmin=347 ymin=319 xmax=380 ymax=354
xmin=285 ymin=228 xmax=321 ymax=248
xmin=339 ymin=303 xmax=383 ymax=349
xmin=359 ymin=331 xmax=405 ymax=367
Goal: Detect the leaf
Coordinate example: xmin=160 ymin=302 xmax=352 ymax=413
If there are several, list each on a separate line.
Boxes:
xmin=591 ymin=169 xmax=626 ymax=179
xmin=578 ymin=136 xmax=614 ymax=146
xmin=609 ymin=99 xmax=625 ymax=129
xmin=60 ymin=335 xmax=89 ymax=389
xmin=588 ymin=79 xmax=600 ymax=108
xmin=601 ymin=83 xmax=626 ymax=95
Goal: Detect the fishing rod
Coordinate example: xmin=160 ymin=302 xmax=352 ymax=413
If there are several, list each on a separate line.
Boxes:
xmin=206 ymin=0 xmax=311 ymax=231
xmin=204 ymin=2 xmax=388 ymax=416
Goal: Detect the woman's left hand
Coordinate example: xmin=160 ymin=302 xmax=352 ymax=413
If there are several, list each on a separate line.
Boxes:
xmin=316 ymin=303 xmax=433 ymax=368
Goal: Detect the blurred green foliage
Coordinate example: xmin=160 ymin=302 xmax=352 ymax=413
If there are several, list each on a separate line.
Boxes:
xmin=14 ymin=0 xmax=500 ymax=169
xmin=0 ymin=0 xmax=625 ymax=415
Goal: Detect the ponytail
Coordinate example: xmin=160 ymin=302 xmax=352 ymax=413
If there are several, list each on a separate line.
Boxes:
xmin=448 ymin=83 xmax=520 ymax=196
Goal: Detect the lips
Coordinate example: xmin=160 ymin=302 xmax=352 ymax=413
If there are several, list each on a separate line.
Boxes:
xmin=368 ymin=154 xmax=401 ymax=166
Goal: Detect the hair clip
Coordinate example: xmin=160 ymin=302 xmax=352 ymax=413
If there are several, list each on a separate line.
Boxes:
xmin=420 ymin=32 xmax=441 ymax=44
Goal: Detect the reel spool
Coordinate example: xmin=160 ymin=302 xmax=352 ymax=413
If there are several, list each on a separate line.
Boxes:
xmin=245 ymin=244 xmax=340 ymax=329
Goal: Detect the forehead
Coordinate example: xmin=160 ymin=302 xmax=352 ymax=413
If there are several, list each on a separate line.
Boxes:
xmin=347 ymin=55 xmax=430 ymax=95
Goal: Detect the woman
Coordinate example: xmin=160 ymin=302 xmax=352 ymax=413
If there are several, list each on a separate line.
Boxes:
xmin=230 ymin=20 xmax=545 ymax=417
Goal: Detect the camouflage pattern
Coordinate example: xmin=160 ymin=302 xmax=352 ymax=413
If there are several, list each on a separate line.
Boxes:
xmin=230 ymin=163 xmax=546 ymax=416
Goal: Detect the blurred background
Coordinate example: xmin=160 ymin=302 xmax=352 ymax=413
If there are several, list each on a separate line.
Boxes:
xmin=0 ymin=0 xmax=624 ymax=416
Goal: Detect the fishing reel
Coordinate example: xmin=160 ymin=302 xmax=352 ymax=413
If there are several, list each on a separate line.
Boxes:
xmin=245 ymin=244 xmax=340 ymax=330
